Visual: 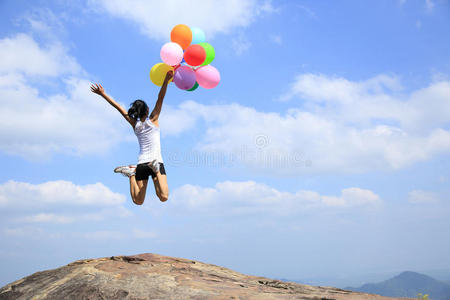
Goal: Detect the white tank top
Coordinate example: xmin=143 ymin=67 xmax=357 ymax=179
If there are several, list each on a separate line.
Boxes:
xmin=134 ymin=119 xmax=164 ymax=164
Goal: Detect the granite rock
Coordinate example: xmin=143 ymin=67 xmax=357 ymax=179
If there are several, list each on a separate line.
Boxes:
xmin=0 ymin=253 xmax=415 ymax=300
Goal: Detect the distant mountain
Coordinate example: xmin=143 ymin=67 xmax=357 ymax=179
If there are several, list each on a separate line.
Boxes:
xmin=280 ymin=271 xmax=403 ymax=290
xmin=345 ymin=271 xmax=450 ymax=300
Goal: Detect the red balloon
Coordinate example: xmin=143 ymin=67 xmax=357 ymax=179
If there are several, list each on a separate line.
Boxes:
xmin=183 ymin=44 xmax=206 ymax=66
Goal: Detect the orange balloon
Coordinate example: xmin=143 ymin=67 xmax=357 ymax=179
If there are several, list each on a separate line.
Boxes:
xmin=170 ymin=24 xmax=192 ymax=50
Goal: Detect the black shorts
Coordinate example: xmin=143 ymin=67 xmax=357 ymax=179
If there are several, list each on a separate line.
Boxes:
xmin=135 ymin=162 xmax=166 ymax=181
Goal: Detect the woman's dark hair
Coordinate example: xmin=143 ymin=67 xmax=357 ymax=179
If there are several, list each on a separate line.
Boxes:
xmin=128 ymin=99 xmax=149 ymax=120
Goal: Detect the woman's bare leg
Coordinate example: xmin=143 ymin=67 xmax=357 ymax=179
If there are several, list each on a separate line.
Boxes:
xmin=129 ymin=175 xmax=148 ymax=205
xmin=152 ymin=176 xmax=162 ymax=198
xmin=152 ymin=173 xmax=169 ymax=202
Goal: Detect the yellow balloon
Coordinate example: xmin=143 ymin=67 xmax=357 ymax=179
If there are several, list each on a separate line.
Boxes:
xmin=150 ymin=63 xmax=174 ymax=86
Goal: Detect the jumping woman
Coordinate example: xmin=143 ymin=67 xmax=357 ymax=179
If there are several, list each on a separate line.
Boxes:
xmin=90 ymin=70 xmax=173 ymax=205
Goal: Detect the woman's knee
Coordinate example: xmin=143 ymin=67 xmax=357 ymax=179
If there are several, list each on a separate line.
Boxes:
xmin=158 ymin=191 xmax=169 ymax=202
xmin=132 ymin=194 xmax=145 ymax=205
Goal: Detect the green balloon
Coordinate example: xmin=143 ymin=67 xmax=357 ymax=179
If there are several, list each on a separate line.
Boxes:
xmin=187 ymin=81 xmax=199 ymax=91
xmin=198 ymin=42 xmax=215 ymax=66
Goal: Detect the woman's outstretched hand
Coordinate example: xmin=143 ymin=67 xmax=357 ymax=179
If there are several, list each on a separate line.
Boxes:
xmin=90 ymin=83 xmax=105 ymax=95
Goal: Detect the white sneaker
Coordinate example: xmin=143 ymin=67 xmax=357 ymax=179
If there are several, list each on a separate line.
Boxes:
xmin=148 ymin=159 xmax=160 ymax=174
xmin=114 ymin=165 xmax=136 ymax=177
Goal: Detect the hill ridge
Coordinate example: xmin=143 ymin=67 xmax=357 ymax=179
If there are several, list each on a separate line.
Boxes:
xmin=1 ymin=253 xmax=414 ymax=300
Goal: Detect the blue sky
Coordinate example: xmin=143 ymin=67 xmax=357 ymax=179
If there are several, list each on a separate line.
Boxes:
xmin=1 ymin=0 xmax=449 ymax=288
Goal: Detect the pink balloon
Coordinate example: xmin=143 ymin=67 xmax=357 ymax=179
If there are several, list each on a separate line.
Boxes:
xmin=160 ymin=42 xmax=183 ymax=66
xmin=173 ymin=66 xmax=196 ymax=90
xmin=195 ymin=65 xmax=220 ymax=89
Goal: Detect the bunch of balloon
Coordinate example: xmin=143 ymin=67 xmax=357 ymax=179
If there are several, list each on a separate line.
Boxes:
xmin=150 ymin=24 xmax=220 ymax=91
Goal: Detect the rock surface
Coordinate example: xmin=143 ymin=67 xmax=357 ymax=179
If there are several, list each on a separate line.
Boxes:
xmin=0 ymin=253 xmax=414 ymax=300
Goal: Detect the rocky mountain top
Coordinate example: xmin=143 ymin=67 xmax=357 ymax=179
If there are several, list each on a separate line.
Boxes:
xmin=0 ymin=253 xmax=414 ymax=299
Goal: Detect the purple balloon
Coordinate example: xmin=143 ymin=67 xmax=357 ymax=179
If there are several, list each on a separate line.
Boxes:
xmin=173 ymin=66 xmax=196 ymax=90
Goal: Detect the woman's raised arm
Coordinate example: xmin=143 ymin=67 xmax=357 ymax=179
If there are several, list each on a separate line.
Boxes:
xmin=150 ymin=70 xmax=173 ymax=122
xmin=90 ymin=83 xmax=135 ymax=128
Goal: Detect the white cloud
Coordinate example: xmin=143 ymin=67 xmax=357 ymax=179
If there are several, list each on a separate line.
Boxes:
xmin=18 ymin=213 xmax=74 ymax=224
xmin=0 ymin=179 xmax=131 ymax=229
xmin=1 ymin=226 xmax=158 ymax=241
xmin=296 ymin=4 xmax=317 ymax=19
xmin=0 ymin=33 xmax=131 ymax=160
xmin=89 ymin=0 xmax=273 ymax=40
xmin=322 ymin=188 xmax=381 ymax=207
xmin=438 ymin=175 xmax=448 ymax=183
xmin=74 ymin=228 xmax=157 ymax=240
xmin=416 ymin=20 xmax=422 ymax=29
xmin=280 ymin=74 xmax=450 ymax=133
xmin=231 ymin=32 xmax=251 ymax=55
xmin=19 ymin=8 xmax=69 ymax=41
xmin=269 ymin=34 xmax=282 ymax=45
xmin=168 ymin=180 xmax=382 ymax=216
xmin=425 ymin=0 xmax=434 ymax=12
xmin=0 ymin=180 xmax=126 ymax=210
xmin=0 ymin=33 xmax=81 ymax=77
xmin=399 ymin=0 xmax=435 ymax=11
xmin=160 ymin=73 xmax=450 ymax=174
xmin=408 ymin=190 xmax=440 ymax=204
xmin=13 ymin=206 xmax=133 ymax=224
xmin=79 ymin=230 xmax=126 ymax=240
xmin=2 ymin=226 xmax=44 ymax=237
xmin=161 ymin=101 xmax=202 ymax=136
